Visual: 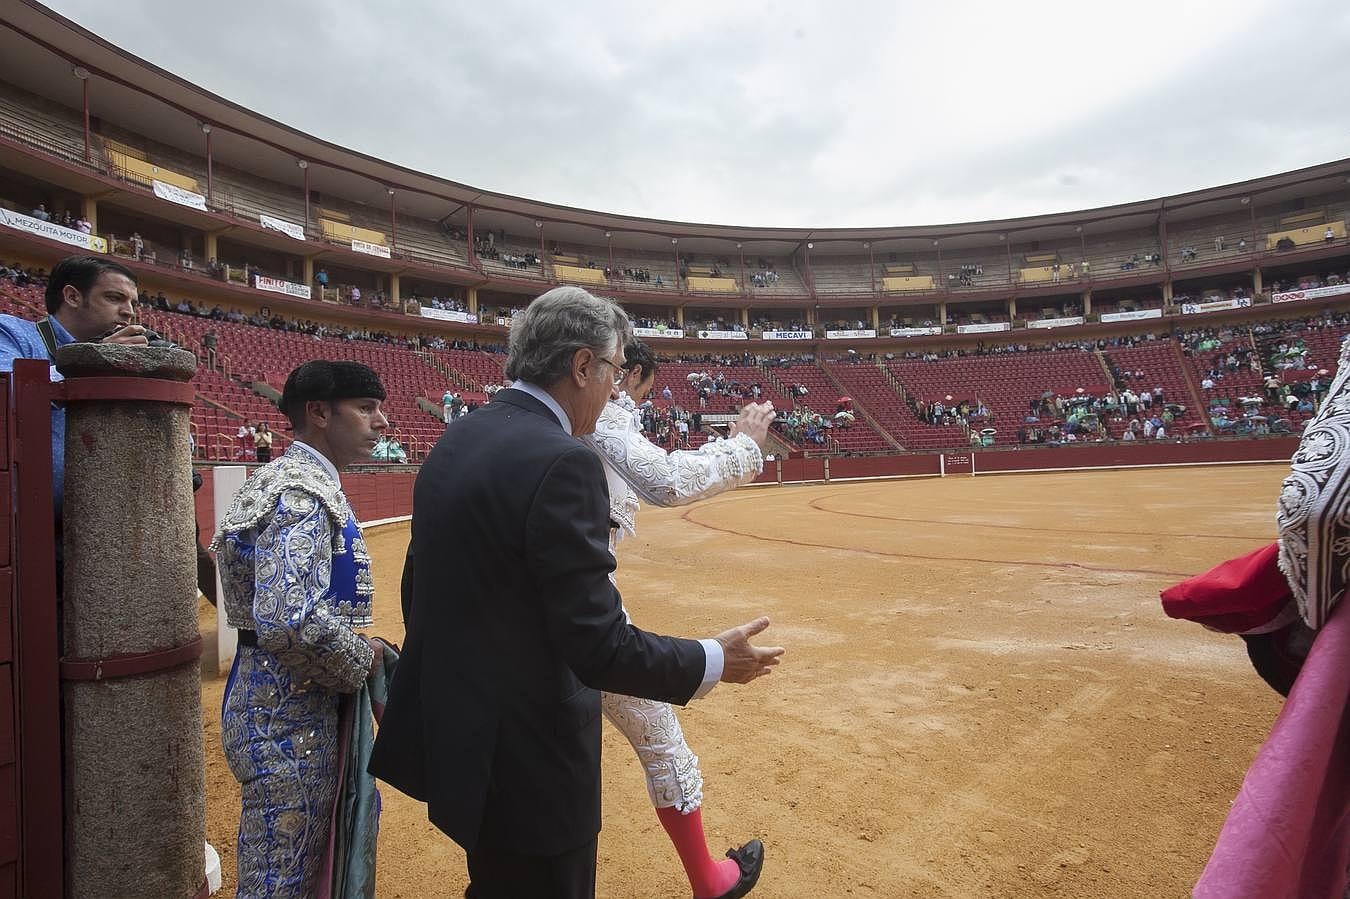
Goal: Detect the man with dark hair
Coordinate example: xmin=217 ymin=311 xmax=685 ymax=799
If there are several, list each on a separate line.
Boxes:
xmin=214 ymin=359 xmax=390 ymax=898
xmin=0 ymin=254 xmax=146 ymax=515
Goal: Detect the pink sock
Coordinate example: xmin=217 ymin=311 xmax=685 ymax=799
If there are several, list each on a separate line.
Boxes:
xmin=655 ymin=805 xmax=740 ymax=898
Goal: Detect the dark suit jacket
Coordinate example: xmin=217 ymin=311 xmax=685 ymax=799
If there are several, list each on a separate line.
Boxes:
xmin=369 ymin=388 xmax=706 ymax=856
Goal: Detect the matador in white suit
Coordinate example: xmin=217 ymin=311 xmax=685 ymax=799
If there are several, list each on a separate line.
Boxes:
xmin=583 ymin=339 xmax=775 ymax=899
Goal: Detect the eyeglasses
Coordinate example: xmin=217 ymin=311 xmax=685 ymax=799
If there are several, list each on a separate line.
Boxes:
xmin=594 ymin=355 xmax=627 ymax=387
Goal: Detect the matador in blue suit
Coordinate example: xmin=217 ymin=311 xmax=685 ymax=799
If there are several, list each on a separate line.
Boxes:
xmin=213 ymin=360 xmax=388 ymax=898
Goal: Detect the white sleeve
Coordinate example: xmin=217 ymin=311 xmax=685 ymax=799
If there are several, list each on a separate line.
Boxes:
xmin=584 ymin=402 xmax=764 ymax=508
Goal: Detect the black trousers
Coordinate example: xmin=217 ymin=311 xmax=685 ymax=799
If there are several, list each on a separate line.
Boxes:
xmin=466 ymin=838 xmax=597 ymax=899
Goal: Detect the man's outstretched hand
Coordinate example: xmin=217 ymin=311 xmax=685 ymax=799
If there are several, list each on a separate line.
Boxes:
xmin=715 ymin=616 xmax=785 ymax=683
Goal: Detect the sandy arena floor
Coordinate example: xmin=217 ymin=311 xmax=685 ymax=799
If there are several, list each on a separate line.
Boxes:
xmin=199 ymin=464 xmax=1291 ymax=898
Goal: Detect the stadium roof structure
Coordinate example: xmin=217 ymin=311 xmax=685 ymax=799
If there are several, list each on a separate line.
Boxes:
xmin=2 ymin=0 xmax=1349 ymax=259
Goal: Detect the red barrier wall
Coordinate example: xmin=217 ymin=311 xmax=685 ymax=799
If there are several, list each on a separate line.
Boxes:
xmin=971 ymin=437 xmax=1299 ymax=473
xmin=193 ymin=438 xmax=1299 ymax=530
xmin=194 ymin=465 xmax=418 ymax=537
xmin=828 ymin=455 xmax=942 ymax=480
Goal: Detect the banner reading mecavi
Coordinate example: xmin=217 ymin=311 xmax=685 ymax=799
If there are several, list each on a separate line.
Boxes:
xmin=762 ymin=330 xmax=813 ymax=340
xmin=420 ymin=307 xmax=479 ymax=324
xmin=255 ymin=275 xmax=312 ymax=300
xmin=0 ymin=208 xmax=108 ymax=253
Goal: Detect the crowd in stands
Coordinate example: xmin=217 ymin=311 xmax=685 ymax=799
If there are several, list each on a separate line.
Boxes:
xmin=29 ymin=204 xmax=92 ymax=233
xmin=611 ymin=266 xmax=662 ymax=286
xmin=685 ymin=370 xmax=766 ymax=408
xmin=638 ymin=402 xmax=698 ymax=448
xmin=750 ymin=270 xmax=779 ymax=288
xmin=633 ymin=315 xmax=680 ymax=330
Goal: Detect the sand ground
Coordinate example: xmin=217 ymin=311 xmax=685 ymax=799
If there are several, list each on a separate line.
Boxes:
xmin=199 ymin=464 xmax=1289 ymax=898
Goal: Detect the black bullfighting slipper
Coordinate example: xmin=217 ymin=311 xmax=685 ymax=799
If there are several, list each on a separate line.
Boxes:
xmin=704 ymin=839 xmax=764 ymax=899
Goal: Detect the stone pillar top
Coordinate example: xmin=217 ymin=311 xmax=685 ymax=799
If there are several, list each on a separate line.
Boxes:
xmin=55 ymin=343 xmax=196 ymax=382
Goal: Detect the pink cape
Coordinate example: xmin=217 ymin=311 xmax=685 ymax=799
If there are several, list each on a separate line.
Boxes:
xmin=1194 ymin=597 xmax=1350 ymax=898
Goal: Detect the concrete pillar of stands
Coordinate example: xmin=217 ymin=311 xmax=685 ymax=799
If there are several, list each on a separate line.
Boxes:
xmin=1008 ymin=297 xmax=1017 ymax=320
xmin=303 ymin=255 xmax=314 ymax=286
xmin=1082 ymin=290 xmax=1093 ymax=316
xmin=740 ymin=307 xmax=749 ymax=328
xmin=1253 ymin=268 xmax=1263 ymax=295
xmin=869 ymin=306 xmax=880 ymax=330
xmin=675 ymin=307 xmax=685 ymax=328
xmin=81 ymin=196 xmax=98 ymax=234
xmin=55 ymin=341 xmax=204 ymax=899
xmin=938 ymin=302 xmax=948 ymax=325
xmin=390 ymin=273 xmax=401 ymax=304
xmin=204 ymin=232 xmax=218 ymax=262
xmin=1162 ymin=281 xmax=1174 ymax=305
xmin=466 ymin=287 xmax=478 ymax=315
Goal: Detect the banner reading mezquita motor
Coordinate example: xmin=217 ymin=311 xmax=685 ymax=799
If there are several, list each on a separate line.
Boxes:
xmin=762 ymin=330 xmax=813 ymax=340
xmin=633 ymin=327 xmax=686 ymax=339
xmin=254 ymin=275 xmax=312 ymax=300
xmin=0 ymin=208 xmax=108 ymax=253
xmin=696 ymin=330 xmax=748 ymax=340
xmin=259 ymin=213 xmax=306 ymax=241
xmin=152 ymin=179 xmax=208 ymax=211
xmin=825 ymin=329 xmax=877 ymax=339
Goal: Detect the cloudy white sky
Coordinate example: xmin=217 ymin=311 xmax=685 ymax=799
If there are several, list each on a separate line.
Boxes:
xmin=45 ymin=0 xmax=1350 ymax=228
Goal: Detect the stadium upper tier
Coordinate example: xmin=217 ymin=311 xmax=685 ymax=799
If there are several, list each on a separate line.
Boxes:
xmin=1 ymin=0 xmax=1349 ymax=346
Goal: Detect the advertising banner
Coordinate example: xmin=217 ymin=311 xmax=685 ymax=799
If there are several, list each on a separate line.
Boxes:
xmin=633 ymin=327 xmax=686 ymax=339
xmin=420 ymin=307 xmax=479 ymax=324
xmin=352 ymin=238 xmax=392 ymax=259
xmin=152 ymin=179 xmax=208 ymax=211
xmin=259 ymin=213 xmax=305 ymax=241
xmin=825 ymin=329 xmax=877 ymax=339
xmin=255 ymin=275 xmax=312 ymax=300
xmin=0 ymin=208 xmax=107 ymax=253
xmin=1098 ymin=308 xmax=1163 ymax=323
xmin=956 ymin=322 xmax=1012 ymax=334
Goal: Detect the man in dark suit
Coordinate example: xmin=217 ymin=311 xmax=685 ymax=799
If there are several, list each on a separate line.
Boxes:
xmin=370 ymin=286 xmax=783 ymax=899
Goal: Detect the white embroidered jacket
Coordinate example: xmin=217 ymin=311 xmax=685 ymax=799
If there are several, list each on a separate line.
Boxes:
xmin=1277 ymin=334 xmax=1350 ymax=630
xmin=584 ymin=394 xmax=764 ymax=547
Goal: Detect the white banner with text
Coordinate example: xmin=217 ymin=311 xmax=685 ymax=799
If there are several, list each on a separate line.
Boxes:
xmin=420 ymin=307 xmax=479 ymax=324
xmin=1271 ymin=283 xmax=1350 ymax=304
xmin=1181 ymin=297 xmax=1252 ymax=315
xmin=259 ymin=213 xmax=306 ymax=241
xmin=0 ymin=208 xmax=107 ymax=253
xmin=352 ymin=238 xmax=392 ymax=259
xmin=696 ymin=330 xmax=748 ymax=340
xmin=1098 ymin=308 xmax=1163 ymax=323
xmin=633 ymin=327 xmax=686 ymax=339
xmin=255 ymin=275 xmax=312 ymax=300
xmin=890 ymin=326 xmax=943 ymax=337
xmin=1027 ymin=315 xmax=1086 ymax=329
xmin=956 ymin=322 xmax=1012 ymax=334
xmin=825 ymin=329 xmax=877 ymax=339
xmin=762 ymin=330 xmax=813 ymax=340
xmin=152 ymin=179 xmax=208 ymax=211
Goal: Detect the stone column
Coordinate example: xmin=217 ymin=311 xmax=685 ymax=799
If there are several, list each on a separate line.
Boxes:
xmin=55 ymin=343 xmax=204 ymax=899
xmin=80 ymin=196 xmax=99 ymax=234
xmin=1082 ymin=289 xmax=1093 ymax=316
xmin=1253 ymin=267 xmax=1263 ymax=295
xmin=466 ymin=286 xmax=479 ymax=315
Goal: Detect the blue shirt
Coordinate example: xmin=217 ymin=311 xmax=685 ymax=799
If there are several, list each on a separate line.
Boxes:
xmin=0 ymin=313 xmax=75 ymax=515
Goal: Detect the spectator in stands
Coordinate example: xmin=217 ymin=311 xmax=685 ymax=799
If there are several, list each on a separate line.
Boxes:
xmin=1326 ymin=227 xmax=1336 ymax=243
xmin=131 ymin=233 xmax=144 ymax=260
xmin=235 ymin=423 xmax=256 ymax=460
xmin=0 ymin=255 xmax=147 ymax=546
xmin=350 ymin=286 xmax=361 ymax=305
xmin=31 ymin=203 xmax=50 ymax=221
xmin=75 ymin=216 xmax=91 ymax=234
xmin=316 ymin=268 xmax=329 ymax=289
xmin=254 ymin=422 xmax=273 ymax=463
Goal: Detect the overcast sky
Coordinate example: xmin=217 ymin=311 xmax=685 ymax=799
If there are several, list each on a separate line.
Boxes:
xmin=44 ymin=0 xmax=1350 ymax=228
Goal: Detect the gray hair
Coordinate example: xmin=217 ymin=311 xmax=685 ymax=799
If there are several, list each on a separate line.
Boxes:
xmin=505 ymin=286 xmax=632 ymax=386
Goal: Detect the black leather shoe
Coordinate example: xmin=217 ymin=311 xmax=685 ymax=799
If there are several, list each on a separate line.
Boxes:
xmin=704 ymin=839 xmax=764 ymax=899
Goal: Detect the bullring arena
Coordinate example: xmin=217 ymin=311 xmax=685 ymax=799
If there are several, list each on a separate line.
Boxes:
xmin=1 ymin=1 xmax=1347 ymax=897
xmin=188 ymin=463 xmax=1285 ymax=898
